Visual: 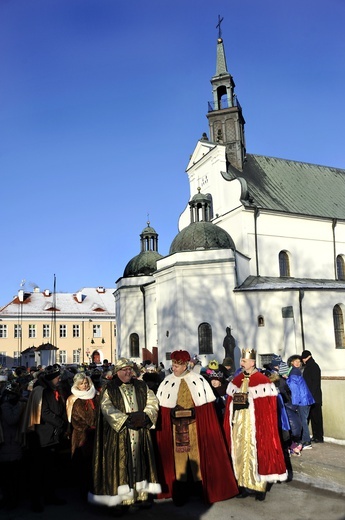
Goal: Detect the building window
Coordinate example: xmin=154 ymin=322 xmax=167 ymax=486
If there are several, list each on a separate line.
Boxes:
xmin=59 ymin=350 xmax=67 ymax=364
xmin=258 ymin=315 xmax=265 ymax=327
xmin=0 ymin=325 xmax=8 ymax=338
xmin=29 ymin=325 xmax=36 ymax=338
xmin=73 ymin=349 xmax=80 ymax=363
xmin=13 ymin=351 xmax=21 ymax=364
xmin=198 ymin=322 xmax=213 ymax=355
xmin=129 ymin=333 xmax=139 ymax=358
xmin=73 ymin=325 xmax=80 ymax=338
xmin=0 ymin=352 xmax=6 ymax=366
xmin=336 ymin=255 xmax=345 ymax=280
xmin=114 ymin=324 xmax=117 ymax=337
xmin=333 ymin=304 xmax=345 ymax=349
xmin=43 ymin=324 xmax=50 ymax=338
xmin=279 ymin=251 xmax=291 ymax=277
xmin=14 ymin=324 xmax=22 ymax=338
xmin=59 ymin=325 xmax=67 ymax=338
xmin=93 ymin=324 xmax=101 ymax=338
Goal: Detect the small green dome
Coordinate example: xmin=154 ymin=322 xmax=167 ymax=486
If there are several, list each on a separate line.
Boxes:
xmin=123 ymin=250 xmax=163 ymax=277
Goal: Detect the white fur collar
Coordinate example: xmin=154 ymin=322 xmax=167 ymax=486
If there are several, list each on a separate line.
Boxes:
xmin=157 ymin=371 xmax=215 ymax=407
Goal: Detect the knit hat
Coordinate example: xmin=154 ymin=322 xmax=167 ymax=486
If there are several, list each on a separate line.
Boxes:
xmin=222 ymin=357 xmax=233 ymax=367
xmin=278 ymin=361 xmax=290 ymax=376
xmin=44 ymin=364 xmax=61 ymax=381
xmin=271 ymin=354 xmax=283 ymax=366
xmin=301 ymin=350 xmax=312 ymax=359
xmin=171 ymin=350 xmax=191 ymax=364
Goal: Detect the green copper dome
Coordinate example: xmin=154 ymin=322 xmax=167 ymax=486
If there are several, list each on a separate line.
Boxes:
xmin=123 ymin=250 xmax=163 ymax=277
xmin=169 ymin=221 xmax=235 ymax=254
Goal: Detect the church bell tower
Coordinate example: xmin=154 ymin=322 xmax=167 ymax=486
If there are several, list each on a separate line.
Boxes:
xmin=206 ymin=17 xmax=246 ymax=172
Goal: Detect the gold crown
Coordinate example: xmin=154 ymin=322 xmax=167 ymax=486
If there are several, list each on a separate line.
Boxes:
xmin=241 ymin=348 xmax=256 ymax=360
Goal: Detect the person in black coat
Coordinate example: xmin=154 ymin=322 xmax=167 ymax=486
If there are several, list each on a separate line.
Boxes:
xmin=301 ymin=350 xmax=324 ymax=443
xmin=24 ymin=364 xmax=68 ymax=512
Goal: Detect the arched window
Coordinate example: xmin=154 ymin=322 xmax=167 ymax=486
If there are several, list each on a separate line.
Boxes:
xmin=198 ymin=323 xmax=213 ymax=355
xmin=279 ymin=251 xmax=291 ymax=277
xmin=336 ymin=255 xmax=345 ymax=280
xmin=333 ymin=305 xmax=345 ymax=349
xmin=129 ymin=333 xmax=139 ymax=358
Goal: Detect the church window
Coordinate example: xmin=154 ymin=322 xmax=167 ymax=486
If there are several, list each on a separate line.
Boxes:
xmin=129 ymin=333 xmax=140 ymax=358
xmin=279 ymin=251 xmax=291 ymax=277
xmin=258 ymin=315 xmax=265 ymax=327
xmin=198 ymin=323 xmax=213 ymax=355
xmin=333 ymin=305 xmax=345 ymax=349
xmin=336 ymin=255 xmax=345 ymax=280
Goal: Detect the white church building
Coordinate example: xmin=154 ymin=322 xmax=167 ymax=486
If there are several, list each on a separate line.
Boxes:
xmin=115 ymin=32 xmax=345 ymax=441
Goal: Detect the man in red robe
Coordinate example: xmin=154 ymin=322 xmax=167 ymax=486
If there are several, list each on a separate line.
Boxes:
xmin=155 ymin=349 xmax=238 ymax=505
xmin=224 ymin=348 xmax=287 ymax=501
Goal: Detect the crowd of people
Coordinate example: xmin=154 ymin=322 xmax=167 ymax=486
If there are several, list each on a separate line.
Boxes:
xmin=0 ymin=348 xmax=323 ymax=513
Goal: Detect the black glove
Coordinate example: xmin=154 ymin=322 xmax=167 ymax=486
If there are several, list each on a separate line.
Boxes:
xmin=126 ymin=412 xmax=151 ymax=430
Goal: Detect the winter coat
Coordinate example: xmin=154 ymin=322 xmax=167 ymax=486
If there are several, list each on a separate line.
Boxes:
xmin=302 ymin=357 xmax=322 ymax=404
xmin=0 ymin=395 xmax=25 ymax=462
xmin=287 ymin=367 xmax=315 ymax=406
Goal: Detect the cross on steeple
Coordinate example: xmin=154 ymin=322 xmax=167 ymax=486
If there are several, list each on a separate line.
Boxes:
xmin=216 ymin=15 xmax=224 ymax=39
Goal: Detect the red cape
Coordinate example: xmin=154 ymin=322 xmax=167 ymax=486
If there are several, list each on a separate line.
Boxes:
xmin=224 ymin=371 xmax=287 ymax=480
xmin=155 ymin=402 xmax=238 ymax=503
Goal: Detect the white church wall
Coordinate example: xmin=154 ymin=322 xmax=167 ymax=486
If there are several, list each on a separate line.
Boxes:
xmin=234 ymin=288 xmax=345 ymax=376
xmin=155 ymin=249 xmax=237 ymax=363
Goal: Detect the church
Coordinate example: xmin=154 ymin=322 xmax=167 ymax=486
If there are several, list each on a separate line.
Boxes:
xmin=115 ymin=28 xmax=345 ymax=440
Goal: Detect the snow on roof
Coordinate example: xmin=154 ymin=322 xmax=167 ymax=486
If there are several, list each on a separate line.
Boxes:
xmin=0 ymin=287 xmax=116 ymax=317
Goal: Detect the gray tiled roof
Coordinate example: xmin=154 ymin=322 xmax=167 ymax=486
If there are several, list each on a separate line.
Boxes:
xmin=239 ymin=154 xmax=345 ymax=219
xmin=235 ymin=276 xmax=345 ymax=291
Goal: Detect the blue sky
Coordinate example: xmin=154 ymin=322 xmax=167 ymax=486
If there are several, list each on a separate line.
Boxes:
xmin=1 ymin=0 xmax=344 ymax=306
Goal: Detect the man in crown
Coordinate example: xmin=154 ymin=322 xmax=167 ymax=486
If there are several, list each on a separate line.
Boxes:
xmin=224 ymin=348 xmax=287 ymax=501
xmin=155 ymin=349 xmax=238 ymax=505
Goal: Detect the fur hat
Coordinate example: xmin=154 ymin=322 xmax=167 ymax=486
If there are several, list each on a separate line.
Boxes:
xmin=44 ymin=364 xmax=61 ymax=381
xmin=171 ymin=350 xmax=191 ymax=364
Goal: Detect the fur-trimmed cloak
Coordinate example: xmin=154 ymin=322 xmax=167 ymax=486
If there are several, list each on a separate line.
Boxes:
xmin=156 ymin=370 xmax=238 ymax=503
xmin=224 ymin=371 xmax=287 ymax=483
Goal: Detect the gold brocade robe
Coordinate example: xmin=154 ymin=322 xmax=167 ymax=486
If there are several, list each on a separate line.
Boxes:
xmin=174 ymin=379 xmax=201 ymax=481
xmin=89 ymin=377 xmax=161 ymax=507
xmin=231 ymin=375 xmax=266 ymax=492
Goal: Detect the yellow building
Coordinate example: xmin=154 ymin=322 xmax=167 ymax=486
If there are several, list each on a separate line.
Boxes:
xmin=0 ymin=286 xmax=116 ymax=368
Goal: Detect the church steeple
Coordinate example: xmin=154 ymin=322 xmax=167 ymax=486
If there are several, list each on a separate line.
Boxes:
xmin=206 ymin=17 xmax=246 ymax=171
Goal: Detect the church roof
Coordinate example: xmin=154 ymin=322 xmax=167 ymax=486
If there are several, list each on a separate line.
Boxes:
xmin=169 ymin=221 xmax=235 ymax=254
xmin=235 ymin=154 xmax=345 ymax=219
xmin=235 ymin=275 xmax=345 ymax=291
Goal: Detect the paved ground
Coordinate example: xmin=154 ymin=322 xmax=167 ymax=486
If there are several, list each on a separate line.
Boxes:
xmin=2 ymin=441 xmax=345 ymax=520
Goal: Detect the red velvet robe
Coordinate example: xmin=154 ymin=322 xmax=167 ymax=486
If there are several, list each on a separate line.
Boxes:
xmin=155 ymin=401 xmax=238 ymax=503
xmin=224 ymin=371 xmax=287 ymax=482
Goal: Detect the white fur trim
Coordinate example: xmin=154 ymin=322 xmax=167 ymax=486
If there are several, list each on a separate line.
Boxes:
xmin=157 ymin=371 xmax=215 ymax=407
xmin=87 ymin=481 xmax=161 ymax=507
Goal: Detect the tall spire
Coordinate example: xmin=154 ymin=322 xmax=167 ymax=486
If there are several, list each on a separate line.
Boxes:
xmin=206 ymin=17 xmax=246 ymax=172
